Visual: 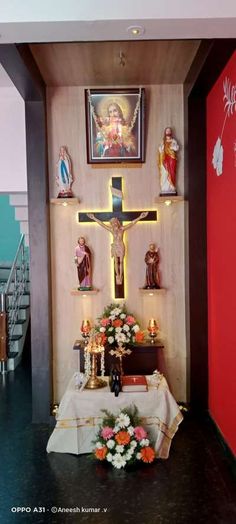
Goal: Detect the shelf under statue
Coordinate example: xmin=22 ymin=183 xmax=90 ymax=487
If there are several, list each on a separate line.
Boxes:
xmin=144 ymin=243 xmax=160 ymax=289
xmin=74 ymin=236 xmax=92 ymax=290
xmin=158 ymin=127 xmax=179 ymax=196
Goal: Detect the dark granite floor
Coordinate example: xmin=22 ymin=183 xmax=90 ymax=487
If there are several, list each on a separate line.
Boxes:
xmin=0 ymin=357 xmax=235 ymax=524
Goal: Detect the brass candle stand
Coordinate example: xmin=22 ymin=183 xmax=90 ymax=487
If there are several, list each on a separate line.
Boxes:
xmin=147 ymin=318 xmax=159 ymax=344
xmin=85 ymin=334 xmax=107 ymax=389
xmin=81 ymin=319 xmax=92 ymax=345
xmin=109 ymin=342 xmax=132 ymax=375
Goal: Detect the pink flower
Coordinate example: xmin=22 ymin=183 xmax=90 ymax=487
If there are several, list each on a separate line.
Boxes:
xmin=126 ymin=315 xmax=135 ymax=326
xmin=134 ymin=426 xmax=147 ymax=441
xmin=100 ymin=318 xmax=110 ymax=327
xmin=101 ymin=426 xmax=114 ymax=440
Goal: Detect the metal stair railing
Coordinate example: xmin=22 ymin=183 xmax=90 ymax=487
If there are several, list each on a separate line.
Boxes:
xmin=0 ymin=234 xmax=28 ymax=373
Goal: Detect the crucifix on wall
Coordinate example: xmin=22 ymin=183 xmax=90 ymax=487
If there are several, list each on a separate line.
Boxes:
xmin=78 ymin=177 xmax=157 ymax=298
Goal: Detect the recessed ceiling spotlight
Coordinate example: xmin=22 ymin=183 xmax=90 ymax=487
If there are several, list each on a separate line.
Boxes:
xmin=127 ymin=25 xmax=145 ymax=37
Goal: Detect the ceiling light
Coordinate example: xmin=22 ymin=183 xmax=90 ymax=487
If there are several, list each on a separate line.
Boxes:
xmin=127 ymin=25 xmax=145 ymax=37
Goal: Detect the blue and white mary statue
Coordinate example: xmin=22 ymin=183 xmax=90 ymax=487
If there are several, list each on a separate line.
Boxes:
xmin=56 ymin=145 xmax=74 ymax=198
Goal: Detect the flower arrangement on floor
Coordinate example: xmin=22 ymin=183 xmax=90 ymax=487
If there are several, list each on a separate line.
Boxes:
xmin=94 ymin=405 xmax=156 ymax=469
xmin=95 ymin=303 xmax=144 ymax=347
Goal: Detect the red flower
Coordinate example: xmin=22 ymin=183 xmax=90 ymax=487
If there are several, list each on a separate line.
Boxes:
xmin=135 ymin=331 xmax=145 ymax=343
xmin=113 ymin=319 xmax=123 ymax=328
xmin=95 ymin=333 xmax=107 ymax=345
xmin=115 ymin=431 xmax=131 ymax=446
xmin=95 ymin=446 xmax=108 ymax=460
xmin=100 ymin=318 xmax=110 ymax=327
xmin=140 ymin=446 xmax=155 ymax=463
xmin=126 ymin=315 xmax=135 ymax=325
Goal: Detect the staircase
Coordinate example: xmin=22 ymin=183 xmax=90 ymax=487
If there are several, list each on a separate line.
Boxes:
xmin=9 ymin=193 xmax=29 ymax=247
xmin=0 ymin=235 xmax=30 ymax=372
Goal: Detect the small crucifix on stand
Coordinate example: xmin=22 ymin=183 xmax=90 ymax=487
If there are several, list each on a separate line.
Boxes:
xmin=78 ymin=177 xmax=157 ymax=298
xmin=109 ymin=343 xmax=132 ymax=376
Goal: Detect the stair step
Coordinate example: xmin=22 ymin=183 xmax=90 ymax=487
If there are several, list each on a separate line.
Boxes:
xmin=8 ymin=351 xmax=18 ymax=358
xmin=0 ymin=264 xmax=29 ymax=269
xmin=6 ymin=290 xmax=30 ymax=295
xmin=8 ymin=318 xmax=26 ymax=326
xmin=0 ymin=278 xmax=30 ymax=283
xmin=11 ymin=334 xmax=22 ymax=341
xmin=19 ymin=305 xmax=30 ymax=310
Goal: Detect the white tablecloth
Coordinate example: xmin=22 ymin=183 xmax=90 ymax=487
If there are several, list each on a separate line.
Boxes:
xmin=47 ymin=375 xmax=183 ymax=459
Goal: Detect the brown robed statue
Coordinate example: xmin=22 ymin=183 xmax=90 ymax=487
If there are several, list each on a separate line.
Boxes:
xmin=74 ymin=236 xmax=92 ymax=290
xmin=144 ymin=243 xmax=160 ymax=289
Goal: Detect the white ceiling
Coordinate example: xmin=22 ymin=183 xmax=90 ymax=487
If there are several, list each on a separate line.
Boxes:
xmin=0 ymin=1 xmax=236 ymax=42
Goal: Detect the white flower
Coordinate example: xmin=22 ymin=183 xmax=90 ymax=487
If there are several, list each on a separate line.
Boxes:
xmin=127 ymin=426 xmax=134 ymax=436
xmin=115 ymin=327 xmax=122 ymax=333
xmin=116 ymin=413 xmax=130 ymax=428
xmin=112 ymin=453 xmax=126 ymax=469
xmin=115 ymin=332 xmax=126 ymax=343
xmin=95 ymin=441 xmax=103 ymax=449
xmin=110 ymin=308 xmax=121 ymax=316
xmin=106 ymin=452 xmax=113 ymax=462
xmin=125 ymin=451 xmax=133 ymax=461
xmin=116 ymin=445 xmax=124 ymax=453
xmin=123 ymin=324 xmax=130 ymax=332
xmin=108 ymin=336 xmax=114 ymax=344
xmin=114 ymin=425 xmax=120 ymax=433
xmin=120 ymin=313 xmax=126 ymax=319
xmin=132 ymin=324 xmax=140 ymax=333
xmin=107 ymin=439 xmax=115 ymax=449
xmin=136 ymin=452 xmax=142 ymax=460
xmin=212 ymin=137 xmax=223 ymax=176
xmin=130 ymin=440 xmax=137 ymax=449
xmin=140 ymin=438 xmax=149 ymax=447
xmin=99 ymin=327 xmax=106 ymax=333
xmin=108 ymin=327 xmax=113 ymax=332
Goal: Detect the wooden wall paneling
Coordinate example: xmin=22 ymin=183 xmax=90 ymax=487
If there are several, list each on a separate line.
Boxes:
xmin=47 ymin=83 xmax=187 ymax=402
xmin=30 ymin=41 xmax=200 ymax=87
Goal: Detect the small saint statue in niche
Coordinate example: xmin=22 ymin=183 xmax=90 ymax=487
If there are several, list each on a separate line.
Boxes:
xmin=74 ymin=236 xmax=92 ymax=290
xmin=158 ymin=127 xmax=179 ymax=195
xmin=144 ymin=243 xmax=160 ymax=289
xmin=87 ymin=212 xmax=148 ymax=286
xmin=56 ymin=145 xmax=74 ymax=198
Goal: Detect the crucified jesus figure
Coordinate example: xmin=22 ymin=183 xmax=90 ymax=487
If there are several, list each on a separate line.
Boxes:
xmin=87 ymin=212 xmax=148 ymax=285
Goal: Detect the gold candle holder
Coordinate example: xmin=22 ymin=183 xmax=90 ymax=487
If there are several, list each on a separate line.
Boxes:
xmin=147 ymin=318 xmax=159 ymax=344
xmin=81 ymin=319 xmax=91 ymax=345
xmin=85 ymin=335 xmax=107 ymax=389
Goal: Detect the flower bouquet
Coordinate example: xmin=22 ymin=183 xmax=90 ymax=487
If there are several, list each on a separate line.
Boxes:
xmin=95 ymin=303 xmax=144 ymax=347
xmin=94 ymin=405 xmax=156 ymax=469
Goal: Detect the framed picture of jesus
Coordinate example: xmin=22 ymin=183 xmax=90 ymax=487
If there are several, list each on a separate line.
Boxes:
xmin=85 ymin=88 xmax=145 ymax=164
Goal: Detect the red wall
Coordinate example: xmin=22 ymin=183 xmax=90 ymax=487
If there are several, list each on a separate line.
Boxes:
xmin=207 ymin=51 xmax=236 ymax=455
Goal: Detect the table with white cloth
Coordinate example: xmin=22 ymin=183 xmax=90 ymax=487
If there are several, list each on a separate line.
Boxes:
xmin=47 ymin=375 xmax=183 ymax=459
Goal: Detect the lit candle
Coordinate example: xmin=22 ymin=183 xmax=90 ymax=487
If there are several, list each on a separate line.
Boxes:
xmin=81 ymin=319 xmax=91 ymax=334
xmin=148 ymin=318 xmax=158 ymax=333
